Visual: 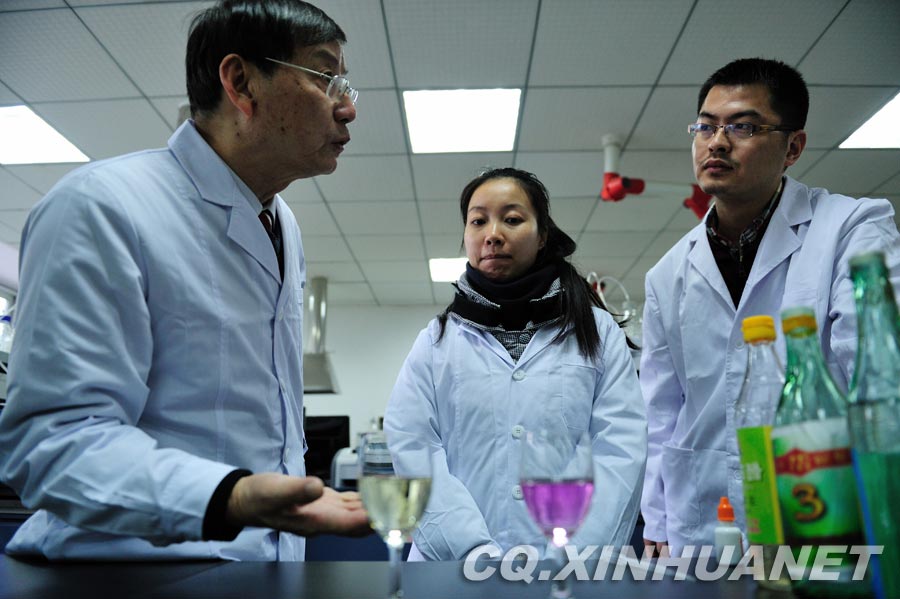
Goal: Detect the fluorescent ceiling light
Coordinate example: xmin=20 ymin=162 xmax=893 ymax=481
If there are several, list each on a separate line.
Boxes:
xmin=839 ymin=92 xmax=900 ymax=149
xmin=429 ymin=257 xmax=467 ymax=282
xmin=0 ymin=105 xmax=89 ymax=165
xmin=403 ymin=89 xmax=521 ymax=153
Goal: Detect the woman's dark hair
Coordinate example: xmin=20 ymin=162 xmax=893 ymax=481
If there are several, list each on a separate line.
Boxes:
xmin=438 ymin=167 xmax=627 ymax=361
xmin=186 ymin=0 xmax=346 ymax=117
xmin=698 ymin=58 xmax=809 ymax=130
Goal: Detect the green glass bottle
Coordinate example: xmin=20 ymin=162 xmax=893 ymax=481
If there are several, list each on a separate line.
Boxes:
xmin=847 ymin=251 xmax=900 ymax=599
xmin=772 ymin=307 xmax=867 ymax=598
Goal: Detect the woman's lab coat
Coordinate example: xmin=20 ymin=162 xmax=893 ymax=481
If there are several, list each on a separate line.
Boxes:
xmin=640 ymin=177 xmax=900 ymax=555
xmin=384 ymin=307 xmax=647 ymax=561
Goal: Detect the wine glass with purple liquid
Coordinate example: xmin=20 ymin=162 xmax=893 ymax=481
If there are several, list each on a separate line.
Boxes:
xmin=521 ymin=429 xmax=594 ymax=599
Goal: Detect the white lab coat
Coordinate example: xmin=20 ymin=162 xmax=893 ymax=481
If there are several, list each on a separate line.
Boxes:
xmin=0 ymin=122 xmax=308 ymax=560
xmin=384 ymin=308 xmax=647 ymax=561
xmin=640 ymin=176 xmax=900 ymax=555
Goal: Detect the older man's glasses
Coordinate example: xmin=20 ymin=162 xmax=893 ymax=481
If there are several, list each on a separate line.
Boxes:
xmin=264 ymin=57 xmax=358 ymax=105
xmin=688 ymin=122 xmax=795 ymax=140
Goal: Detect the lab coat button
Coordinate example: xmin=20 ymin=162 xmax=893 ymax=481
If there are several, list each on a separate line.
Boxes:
xmin=511 ymin=425 xmax=524 ymax=439
xmin=512 ymin=485 xmax=524 ymax=500
xmin=512 ymin=370 xmax=526 ymax=381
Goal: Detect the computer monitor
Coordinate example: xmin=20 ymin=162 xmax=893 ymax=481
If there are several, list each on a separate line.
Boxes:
xmin=303 ymin=415 xmax=350 ymax=486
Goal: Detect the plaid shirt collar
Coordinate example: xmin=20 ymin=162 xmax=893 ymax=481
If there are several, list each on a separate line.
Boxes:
xmin=706 ymin=177 xmax=784 ymax=252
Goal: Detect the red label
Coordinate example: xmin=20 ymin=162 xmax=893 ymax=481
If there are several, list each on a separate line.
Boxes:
xmin=774 ymin=447 xmax=852 ymax=477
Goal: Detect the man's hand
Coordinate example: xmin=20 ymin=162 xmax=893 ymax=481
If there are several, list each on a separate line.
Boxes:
xmin=226 ymin=472 xmax=371 ymax=537
xmin=643 ymin=538 xmax=670 ymax=558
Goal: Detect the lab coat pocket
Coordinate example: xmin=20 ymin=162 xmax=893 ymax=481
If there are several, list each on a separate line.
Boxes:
xmin=660 ymin=443 xmax=699 ymax=536
xmin=556 ymin=362 xmax=597 ymax=432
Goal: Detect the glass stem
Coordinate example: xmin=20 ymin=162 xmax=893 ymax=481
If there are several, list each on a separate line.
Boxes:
xmin=550 ymin=542 xmax=572 ymax=599
xmin=387 ymin=540 xmax=403 ymax=599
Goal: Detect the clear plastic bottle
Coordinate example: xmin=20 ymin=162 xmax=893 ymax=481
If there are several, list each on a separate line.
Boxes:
xmin=772 ymin=307 xmax=867 ymax=598
xmin=846 ymin=251 xmax=900 ymax=599
xmin=734 ymin=315 xmax=790 ymax=591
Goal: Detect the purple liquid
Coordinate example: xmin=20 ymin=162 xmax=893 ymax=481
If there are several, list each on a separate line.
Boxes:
xmin=521 ymin=479 xmax=594 ymax=536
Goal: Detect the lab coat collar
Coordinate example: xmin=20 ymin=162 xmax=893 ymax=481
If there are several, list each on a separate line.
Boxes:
xmin=742 ymin=177 xmax=809 ymax=296
xmin=168 ymin=121 xmax=281 ymax=283
xmin=685 ymin=226 xmax=734 ymax=311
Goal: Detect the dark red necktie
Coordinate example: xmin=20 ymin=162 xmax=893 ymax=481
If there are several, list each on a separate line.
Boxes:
xmin=259 ymin=209 xmax=284 ymax=279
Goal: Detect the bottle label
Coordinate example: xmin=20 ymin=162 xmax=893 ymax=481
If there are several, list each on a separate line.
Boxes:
xmin=772 ymin=418 xmax=864 ymax=544
xmin=737 ymin=425 xmax=783 ymax=545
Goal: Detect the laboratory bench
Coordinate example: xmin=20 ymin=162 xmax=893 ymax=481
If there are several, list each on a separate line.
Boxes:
xmin=0 ymin=554 xmax=763 ymax=599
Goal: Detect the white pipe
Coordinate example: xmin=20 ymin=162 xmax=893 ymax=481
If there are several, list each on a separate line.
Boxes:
xmin=602 ymin=133 xmax=622 ymax=173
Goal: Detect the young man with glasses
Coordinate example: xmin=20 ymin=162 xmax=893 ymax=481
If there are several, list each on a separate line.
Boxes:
xmin=639 ymin=58 xmax=900 ymax=557
xmin=0 ymin=1 xmax=367 ymax=560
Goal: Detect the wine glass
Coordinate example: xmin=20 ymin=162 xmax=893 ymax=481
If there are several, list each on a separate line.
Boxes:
xmin=358 ymin=432 xmax=432 ymax=599
xmin=520 ymin=429 xmax=594 ymax=599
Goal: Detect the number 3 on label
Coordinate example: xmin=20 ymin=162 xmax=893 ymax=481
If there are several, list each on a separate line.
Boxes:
xmin=792 ymin=482 xmax=825 ymax=522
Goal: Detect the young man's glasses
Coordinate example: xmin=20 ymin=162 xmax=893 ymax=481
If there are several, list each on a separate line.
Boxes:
xmin=264 ymin=57 xmax=358 ymax=105
xmin=688 ymin=122 xmax=796 ymax=140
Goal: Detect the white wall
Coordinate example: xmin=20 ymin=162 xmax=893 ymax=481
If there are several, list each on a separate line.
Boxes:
xmin=302 ymin=304 xmax=444 ymax=444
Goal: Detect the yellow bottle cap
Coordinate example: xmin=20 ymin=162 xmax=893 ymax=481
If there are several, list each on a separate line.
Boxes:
xmin=781 ymin=307 xmax=817 ymax=335
xmin=741 ymin=315 xmax=775 ymax=343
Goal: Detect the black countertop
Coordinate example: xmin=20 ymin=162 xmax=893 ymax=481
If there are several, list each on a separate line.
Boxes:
xmin=0 ymin=554 xmax=763 ymax=599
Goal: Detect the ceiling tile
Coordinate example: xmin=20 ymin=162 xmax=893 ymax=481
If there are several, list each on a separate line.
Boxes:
xmin=549 ymin=197 xmax=597 ymax=235
xmin=360 ymin=260 xmax=429 ymax=283
xmin=313 ymin=0 xmax=395 ymax=89
xmin=628 ymin=86 xmax=699 ymax=150
xmin=0 ymin=1 xmax=66 ymax=9
xmin=800 ymin=149 xmax=900 ymax=196
xmin=2 ymin=163 xmax=79 ymax=194
xmin=371 ymin=282 xmax=435 ymax=305
xmin=31 ymin=99 xmax=171 ymax=160
xmin=518 ymin=87 xmax=651 ymax=151
xmin=514 ymin=151 xmax=606 ymax=197
xmin=384 ymin=0 xmax=538 ymax=88
xmin=343 ymin=90 xmax=407 ymax=156
xmin=424 ymin=234 xmax=463 ymax=259
xmin=0 ymin=220 xmax=22 ymax=245
xmin=0 ymin=81 xmax=22 ymax=105
xmin=660 ymin=0 xmax=846 ymax=85
xmin=0 ymin=9 xmax=139 ymax=101
xmin=531 ymin=0 xmax=693 ymax=85
xmin=788 ymin=149 xmax=828 ymax=182
xmin=619 ymin=150 xmax=693 ymax=184
xmin=346 ymin=234 xmax=424 ymax=261
xmin=329 ymin=201 xmax=419 ymax=235
xmin=806 ymin=86 xmax=900 ymax=149
xmin=576 ymin=231 xmax=656 ymax=258
xmin=875 ymin=172 xmax=900 ymax=195
xmin=0 ymin=209 xmax=31 ymax=235
xmin=586 ymin=196 xmax=685 ymax=233
xmin=289 ymin=202 xmax=339 ymax=236
xmin=300 ymin=235 xmax=354 ymax=262
xmin=149 ymin=96 xmax=187 ymax=130
xmin=418 ymin=201 xmax=463 ymax=235
xmin=75 ymin=2 xmax=206 ymax=97
xmin=317 ymin=155 xmax=413 ymax=202
xmin=411 ymin=153 xmax=512 ymax=201
xmin=326 ymin=282 xmax=376 ymax=305
xmin=799 ymin=0 xmax=900 ymax=85
xmin=0 ymin=169 xmax=43 ymax=210
xmin=280 ymin=179 xmax=323 ymax=204
xmin=641 ymin=229 xmax=690 ymax=263
xmin=431 ymin=281 xmax=456 ymax=304
xmin=668 ymin=204 xmax=705 ymax=231
xmin=570 ymin=255 xmax=636 ymax=280
xmin=305 ymin=261 xmax=363 ymax=283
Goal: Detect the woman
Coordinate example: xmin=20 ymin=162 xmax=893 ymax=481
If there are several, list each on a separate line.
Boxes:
xmin=384 ymin=168 xmax=647 ymax=561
